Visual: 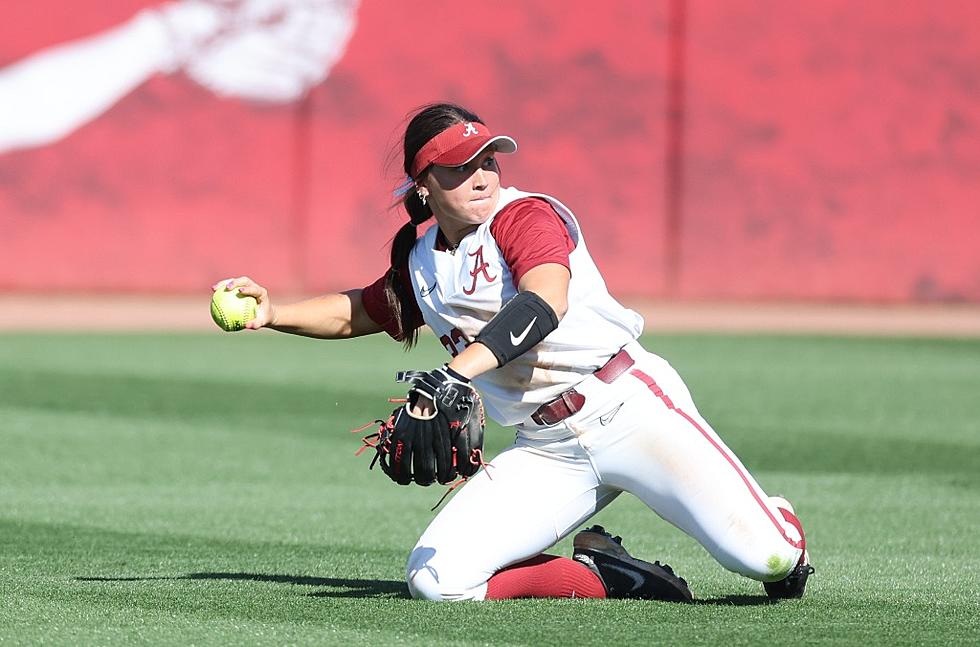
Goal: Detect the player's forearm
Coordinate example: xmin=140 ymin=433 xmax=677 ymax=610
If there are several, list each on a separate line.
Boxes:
xmin=446 ymin=342 xmax=499 ymax=380
xmin=270 ymin=290 xmax=381 ymax=339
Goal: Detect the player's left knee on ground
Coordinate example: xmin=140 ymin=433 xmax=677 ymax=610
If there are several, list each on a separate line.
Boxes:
xmin=405 ymin=545 xmax=487 ymax=601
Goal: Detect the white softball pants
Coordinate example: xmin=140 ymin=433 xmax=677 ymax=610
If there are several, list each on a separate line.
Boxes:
xmin=406 ymin=341 xmax=805 ymax=601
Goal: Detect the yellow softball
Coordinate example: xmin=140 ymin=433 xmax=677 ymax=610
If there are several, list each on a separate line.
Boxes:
xmin=210 ymin=287 xmax=257 ymax=332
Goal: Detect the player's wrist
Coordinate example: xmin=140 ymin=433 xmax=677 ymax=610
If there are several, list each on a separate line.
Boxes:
xmin=440 ymin=364 xmax=470 ymax=383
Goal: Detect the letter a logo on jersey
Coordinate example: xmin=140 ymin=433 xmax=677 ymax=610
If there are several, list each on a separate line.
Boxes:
xmin=463 ymin=245 xmax=496 ymax=295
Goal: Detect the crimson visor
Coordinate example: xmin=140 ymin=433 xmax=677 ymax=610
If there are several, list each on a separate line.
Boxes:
xmin=410 ymin=121 xmax=517 ymax=178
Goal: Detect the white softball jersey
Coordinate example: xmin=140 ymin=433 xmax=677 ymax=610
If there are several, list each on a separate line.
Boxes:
xmin=408 ymin=186 xmax=643 ymax=426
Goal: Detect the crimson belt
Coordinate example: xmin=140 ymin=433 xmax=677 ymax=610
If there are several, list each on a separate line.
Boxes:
xmin=530 ymin=348 xmax=635 ymax=426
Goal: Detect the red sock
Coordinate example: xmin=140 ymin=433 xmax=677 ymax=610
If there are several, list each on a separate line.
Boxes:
xmin=485 ymin=554 xmax=606 ymax=599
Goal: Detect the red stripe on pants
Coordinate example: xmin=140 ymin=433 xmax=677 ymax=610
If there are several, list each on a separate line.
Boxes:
xmin=629 ymin=369 xmax=804 ymax=551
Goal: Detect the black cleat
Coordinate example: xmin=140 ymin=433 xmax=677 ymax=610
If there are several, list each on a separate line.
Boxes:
xmin=764 ymin=496 xmax=814 ymax=600
xmin=572 ymin=525 xmax=693 ymax=602
xmin=764 ymin=556 xmax=815 ymax=599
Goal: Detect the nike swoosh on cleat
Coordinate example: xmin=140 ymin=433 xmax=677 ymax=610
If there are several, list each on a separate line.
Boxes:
xmin=603 ymin=562 xmax=647 ymax=591
xmin=510 ymin=317 xmax=537 ymax=346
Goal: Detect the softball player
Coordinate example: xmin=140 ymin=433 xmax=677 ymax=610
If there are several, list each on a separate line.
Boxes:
xmin=218 ymin=102 xmax=813 ymax=601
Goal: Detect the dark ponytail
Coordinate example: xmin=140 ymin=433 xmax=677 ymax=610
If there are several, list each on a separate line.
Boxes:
xmin=384 ymin=102 xmax=484 ymax=349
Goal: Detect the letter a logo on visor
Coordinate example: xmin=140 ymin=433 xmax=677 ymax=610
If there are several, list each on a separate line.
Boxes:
xmin=410 ymin=122 xmax=517 ymax=178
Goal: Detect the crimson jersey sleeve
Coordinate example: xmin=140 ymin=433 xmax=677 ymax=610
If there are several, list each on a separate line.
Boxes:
xmin=360 ymin=261 xmax=423 ymax=340
xmin=490 ymin=197 xmax=575 ymax=287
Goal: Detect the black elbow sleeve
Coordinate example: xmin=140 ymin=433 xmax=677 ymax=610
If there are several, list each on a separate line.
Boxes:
xmin=474 ymin=291 xmax=560 ymax=367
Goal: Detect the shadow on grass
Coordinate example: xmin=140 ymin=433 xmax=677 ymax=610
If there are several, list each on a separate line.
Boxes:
xmin=694 ymin=594 xmax=776 ymax=606
xmin=76 ymin=572 xmax=410 ymax=599
xmin=77 ymin=574 xmax=779 ymax=604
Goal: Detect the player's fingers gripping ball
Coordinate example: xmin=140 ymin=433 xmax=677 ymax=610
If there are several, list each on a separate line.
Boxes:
xmin=210 ymin=285 xmax=257 ymax=332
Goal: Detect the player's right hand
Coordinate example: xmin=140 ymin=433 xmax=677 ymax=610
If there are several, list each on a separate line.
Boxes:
xmin=211 ymin=276 xmax=276 ymax=330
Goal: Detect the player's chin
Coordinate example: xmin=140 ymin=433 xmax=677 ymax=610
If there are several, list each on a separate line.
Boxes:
xmin=465 ymin=201 xmax=495 ymax=221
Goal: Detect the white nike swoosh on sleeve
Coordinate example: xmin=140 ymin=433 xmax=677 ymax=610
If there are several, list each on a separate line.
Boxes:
xmin=510 ymin=317 xmax=538 ymax=346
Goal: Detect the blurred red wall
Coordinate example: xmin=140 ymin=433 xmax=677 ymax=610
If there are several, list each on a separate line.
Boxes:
xmin=1 ymin=0 xmax=977 ymax=302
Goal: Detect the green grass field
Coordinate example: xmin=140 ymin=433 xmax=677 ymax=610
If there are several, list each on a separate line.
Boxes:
xmin=1 ymin=332 xmax=978 ymax=645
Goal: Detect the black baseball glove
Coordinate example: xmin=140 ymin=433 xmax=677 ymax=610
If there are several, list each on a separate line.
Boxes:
xmin=362 ymin=366 xmax=485 ymax=486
